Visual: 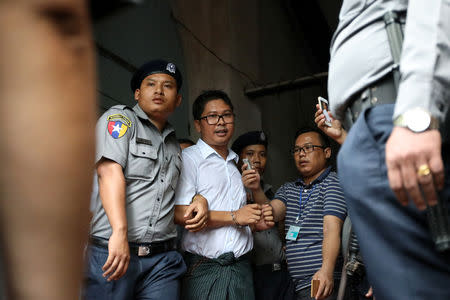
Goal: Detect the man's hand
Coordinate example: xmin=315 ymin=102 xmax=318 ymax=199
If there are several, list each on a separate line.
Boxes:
xmin=235 ymin=203 xmax=262 ymax=225
xmin=102 ymin=230 xmax=130 ymax=281
xmin=184 ymin=194 xmax=209 ymax=232
xmin=386 ymin=127 xmax=444 ymax=210
xmin=312 ymin=267 xmax=334 ymax=300
xmin=314 ymin=104 xmax=347 ymax=145
xmin=366 ymin=286 xmax=375 ymax=299
xmin=253 ymin=204 xmax=275 ymax=231
xmin=241 ymin=167 xmax=261 ymax=191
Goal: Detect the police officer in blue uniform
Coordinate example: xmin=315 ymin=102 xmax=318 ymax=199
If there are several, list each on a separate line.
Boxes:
xmin=232 ymin=131 xmax=295 ymax=300
xmin=83 ymin=59 xmax=207 ymax=300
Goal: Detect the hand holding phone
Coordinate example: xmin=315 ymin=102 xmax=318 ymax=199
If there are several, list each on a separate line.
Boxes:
xmin=318 ymin=96 xmax=332 ymax=127
xmin=242 ymin=158 xmax=252 ymax=170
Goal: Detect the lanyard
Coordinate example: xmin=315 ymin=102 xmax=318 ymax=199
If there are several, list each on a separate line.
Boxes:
xmin=295 ymin=185 xmax=316 ymax=223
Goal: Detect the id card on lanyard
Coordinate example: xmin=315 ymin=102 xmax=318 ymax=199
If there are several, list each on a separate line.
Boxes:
xmin=285 ymin=185 xmax=316 ymax=241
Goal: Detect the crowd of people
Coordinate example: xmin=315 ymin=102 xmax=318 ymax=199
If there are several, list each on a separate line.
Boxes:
xmin=83 ymin=59 xmax=356 ymax=299
xmin=1 ymin=0 xmax=449 ymax=300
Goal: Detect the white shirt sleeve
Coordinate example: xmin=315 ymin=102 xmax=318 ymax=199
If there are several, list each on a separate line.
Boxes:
xmin=395 ymin=0 xmax=450 ymax=126
xmin=174 ymin=151 xmax=198 ymax=205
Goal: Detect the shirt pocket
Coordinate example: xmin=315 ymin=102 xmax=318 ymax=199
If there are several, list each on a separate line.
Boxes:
xmin=126 ymin=142 xmax=158 ymax=181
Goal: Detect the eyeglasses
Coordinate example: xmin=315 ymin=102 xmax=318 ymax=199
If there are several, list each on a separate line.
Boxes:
xmin=199 ymin=113 xmax=235 ymax=125
xmin=291 ymin=144 xmax=325 ymax=155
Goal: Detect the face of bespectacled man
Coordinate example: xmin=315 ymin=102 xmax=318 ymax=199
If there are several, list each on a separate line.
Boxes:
xmin=194 ymin=99 xmax=235 ymax=150
xmin=134 ymin=73 xmax=181 ymax=121
xmin=293 ymin=131 xmax=330 ymax=180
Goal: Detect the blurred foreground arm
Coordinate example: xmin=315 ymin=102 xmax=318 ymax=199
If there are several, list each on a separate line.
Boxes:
xmin=0 ymin=0 xmax=96 ymax=299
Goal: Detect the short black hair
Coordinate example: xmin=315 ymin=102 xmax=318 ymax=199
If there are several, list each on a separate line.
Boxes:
xmin=192 ymin=90 xmax=233 ymax=120
xmin=178 ymin=138 xmax=195 ymax=146
xmin=293 ymin=127 xmax=330 ymax=148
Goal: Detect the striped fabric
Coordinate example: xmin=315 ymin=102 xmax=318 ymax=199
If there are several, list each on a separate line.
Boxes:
xmin=275 ymin=167 xmax=347 ymax=291
xmin=182 ymin=252 xmax=254 ymax=300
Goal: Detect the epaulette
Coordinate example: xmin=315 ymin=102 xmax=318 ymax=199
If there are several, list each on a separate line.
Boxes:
xmin=110 ymin=104 xmax=132 ymax=111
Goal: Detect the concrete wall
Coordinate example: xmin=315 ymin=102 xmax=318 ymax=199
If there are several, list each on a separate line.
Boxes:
xmin=93 ymin=0 xmax=189 ymax=137
xmin=173 ymin=0 xmax=330 ymax=189
xmin=93 ymin=0 xmax=336 ymax=190
xmin=172 ymin=0 xmax=261 ymax=139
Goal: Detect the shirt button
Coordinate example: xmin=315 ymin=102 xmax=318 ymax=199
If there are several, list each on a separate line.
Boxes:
xmin=161 ymin=179 xmax=164 ymax=182
xmin=149 ymin=223 xmax=152 ymax=227
xmin=157 ymin=198 xmax=160 ymax=201
xmin=142 ymin=152 xmax=146 ymax=155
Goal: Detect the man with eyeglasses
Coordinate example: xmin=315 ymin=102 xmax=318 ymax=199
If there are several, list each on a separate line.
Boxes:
xmin=243 ymin=127 xmax=347 ymax=300
xmin=174 ymin=90 xmax=274 ymax=300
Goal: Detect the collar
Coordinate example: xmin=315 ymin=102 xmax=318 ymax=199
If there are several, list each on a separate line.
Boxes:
xmin=197 ymin=138 xmax=238 ymax=163
xmin=132 ymin=104 xmax=175 ymax=137
xmin=295 ymin=166 xmax=332 ymax=188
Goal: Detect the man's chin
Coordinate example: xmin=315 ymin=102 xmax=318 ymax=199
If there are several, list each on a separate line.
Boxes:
xmin=297 ymin=168 xmax=311 ymax=176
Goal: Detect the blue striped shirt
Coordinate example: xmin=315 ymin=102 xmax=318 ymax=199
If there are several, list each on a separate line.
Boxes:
xmin=275 ymin=167 xmax=347 ymax=291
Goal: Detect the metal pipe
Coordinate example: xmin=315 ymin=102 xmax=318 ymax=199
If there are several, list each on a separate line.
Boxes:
xmin=96 ymin=43 xmax=137 ymax=73
xmin=244 ymin=72 xmax=328 ymax=98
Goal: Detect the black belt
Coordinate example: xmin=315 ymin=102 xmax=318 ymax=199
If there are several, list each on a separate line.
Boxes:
xmin=90 ymin=236 xmax=176 ymax=257
xmin=344 ymin=73 xmax=397 ymax=130
xmin=253 ymin=261 xmax=287 ymax=273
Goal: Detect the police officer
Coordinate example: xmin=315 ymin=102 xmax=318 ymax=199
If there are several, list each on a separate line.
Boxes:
xmin=232 ymin=131 xmax=295 ymax=300
xmin=83 ymin=59 xmax=208 ymax=300
xmin=317 ymin=1 xmax=450 ymax=299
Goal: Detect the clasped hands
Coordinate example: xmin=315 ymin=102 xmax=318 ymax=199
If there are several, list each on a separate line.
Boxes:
xmin=241 ymin=166 xmax=275 ymax=231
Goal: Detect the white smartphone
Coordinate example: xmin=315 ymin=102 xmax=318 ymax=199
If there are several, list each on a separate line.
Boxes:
xmin=318 ymin=96 xmax=332 ymax=127
xmin=242 ymin=158 xmax=252 ymax=170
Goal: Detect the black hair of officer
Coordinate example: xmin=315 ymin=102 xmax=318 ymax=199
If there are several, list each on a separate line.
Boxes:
xmin=192 ymin=90 xmax=234 ymax=120
xmin=231 ymin=131 xmax=268 ymax=156
xmin=130 ymin=59 xmax=183 ymax=92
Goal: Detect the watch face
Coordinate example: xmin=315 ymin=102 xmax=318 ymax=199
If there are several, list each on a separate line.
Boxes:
xmin=405 ymin=108 xmax=431 ymax=132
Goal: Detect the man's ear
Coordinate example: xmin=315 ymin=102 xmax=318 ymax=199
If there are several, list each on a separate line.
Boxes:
xmin=324 ymin=147 xmax=331 ymax=159
xmin=175 ymin=94 xmax=182 ymax=108
xmin=194 ymin=119 xmax=201 ymax=133
xmin=134 ymin=89 xmax=140 ymax=101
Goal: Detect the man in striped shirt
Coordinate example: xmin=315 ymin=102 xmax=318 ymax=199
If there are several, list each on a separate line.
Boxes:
xmin=243 ymin=127 xmax=347 ymax=300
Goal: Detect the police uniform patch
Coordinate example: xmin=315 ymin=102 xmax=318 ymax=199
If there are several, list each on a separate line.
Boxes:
xmin=107 ymin=114 xmax=132 ymax=139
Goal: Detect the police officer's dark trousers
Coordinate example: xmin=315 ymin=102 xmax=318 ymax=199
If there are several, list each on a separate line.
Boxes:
xmin=337 ymin=104 xmax=450 ymax=300
xmin=82 ymin=244 xmax=186 ymax=300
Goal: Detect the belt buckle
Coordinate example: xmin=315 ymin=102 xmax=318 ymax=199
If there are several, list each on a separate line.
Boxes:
xmin=272 ymin=263 xmax=281 ymax=272
xmin=138 ymin=245 xmax=151 ymax=256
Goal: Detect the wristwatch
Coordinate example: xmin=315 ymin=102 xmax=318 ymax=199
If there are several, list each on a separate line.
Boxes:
xmin=393 ymin=107 xmax=439 ymax=133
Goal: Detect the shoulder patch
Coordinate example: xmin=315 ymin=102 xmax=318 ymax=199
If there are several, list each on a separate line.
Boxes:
xmin=107 ymin=114 xmax=132 ymax=139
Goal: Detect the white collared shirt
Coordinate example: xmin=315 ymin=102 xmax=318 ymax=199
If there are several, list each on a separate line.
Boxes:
xmin=174 ymin=138 xmax=253 ymax=259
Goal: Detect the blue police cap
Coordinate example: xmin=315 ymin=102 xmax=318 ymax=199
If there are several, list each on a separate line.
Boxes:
xmin=231 ymin=131 xmax=268 ymax=155
xmin=130 ymin=59 xmax=183 ymax=92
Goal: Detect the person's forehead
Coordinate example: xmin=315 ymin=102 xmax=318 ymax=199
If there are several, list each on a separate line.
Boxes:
xmin=295 ymin=132 xmax=320 ymax=145
xmin=242 ymin=144 xmax=266 ymax=153
xmin=143 ymin=73 xmax=176 ymax=83
xmin=203 ymin=99 xmax=232 ymax=113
